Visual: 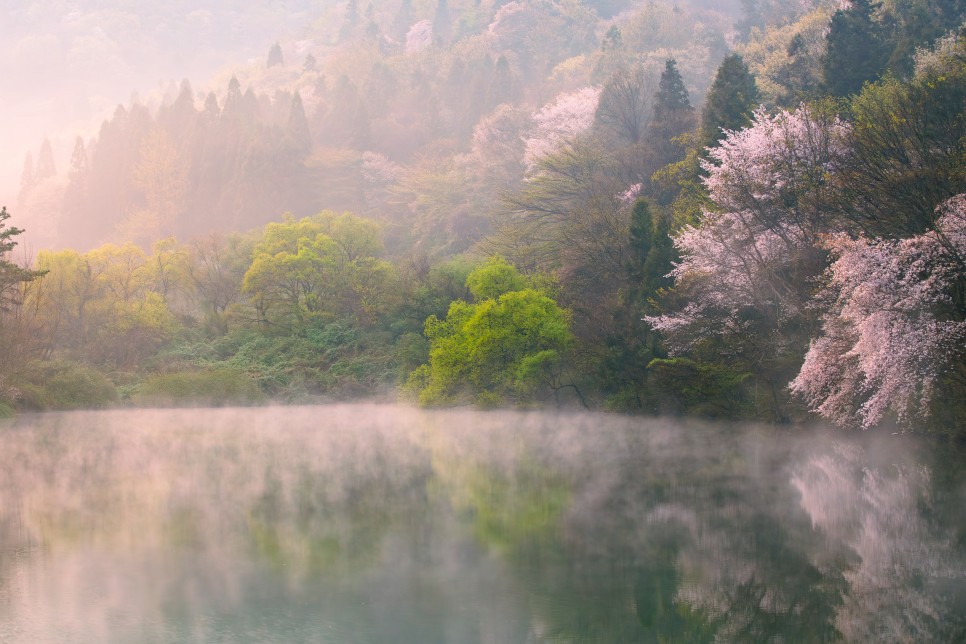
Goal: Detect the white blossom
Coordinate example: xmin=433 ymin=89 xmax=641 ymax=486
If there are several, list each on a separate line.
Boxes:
xmin=790 ymin=196 xmax=966 ymax=428
xmin=522 ymin=86 xmax=601 ymax=169
xmin=405 ymin=20 xmax=433 ymax=54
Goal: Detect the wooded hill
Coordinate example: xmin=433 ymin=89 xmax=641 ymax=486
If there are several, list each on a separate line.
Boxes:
xmin=4 ymin=0 xmax=965 ymax=438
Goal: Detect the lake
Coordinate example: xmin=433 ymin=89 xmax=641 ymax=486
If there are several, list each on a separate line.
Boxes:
xmin=0 ymin=405 xmax=963 ymax=643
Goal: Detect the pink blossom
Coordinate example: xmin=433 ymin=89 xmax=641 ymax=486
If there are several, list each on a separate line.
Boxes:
xmin=790 ymin=196 xmax=966 ymax=428
xmin=405 ymin=20 xmax=433 ymax=54
xmin=523 ymin=87 xmax=601 ymax=169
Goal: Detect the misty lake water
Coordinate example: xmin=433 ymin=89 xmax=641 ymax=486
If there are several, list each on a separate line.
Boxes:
xmin=0 ymin=405 xmax=963 ymax=643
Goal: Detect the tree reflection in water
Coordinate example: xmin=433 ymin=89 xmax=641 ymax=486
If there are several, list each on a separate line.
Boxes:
xmin=0 ymin=406 xmax=963 ymax=643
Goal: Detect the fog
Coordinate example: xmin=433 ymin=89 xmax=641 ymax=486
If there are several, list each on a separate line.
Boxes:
xmin=1 ymin=0 xmax=340 ymax=207
xmin=4 ymin=0 xmax=754 ymax=251
xmin=1 ymin=406 xmax=963 ymax=642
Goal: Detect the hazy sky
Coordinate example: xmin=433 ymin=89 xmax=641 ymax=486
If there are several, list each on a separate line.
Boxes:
xmin=1 ymin=0 xmax=332 ymax=205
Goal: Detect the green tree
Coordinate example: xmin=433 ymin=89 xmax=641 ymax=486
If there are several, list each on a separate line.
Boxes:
xmin=701 ymin=54 xmax=759 ymax=150
xmin=838 ymin=41 xmax=966 ymax=237
xmin=407 ymin=258 xmax=574 ymax=407
xmin=241 ymin=212 xmax=394 ymax=329
xmin=821 ymin=0 xmax=888 ymax=97
xmin=647 ymin=59 xmax=695 ymax=169
xmin=0 ymin=207 xmax=44 ymax=311
xmin=601 ymin=199 xmax=675 ymax=410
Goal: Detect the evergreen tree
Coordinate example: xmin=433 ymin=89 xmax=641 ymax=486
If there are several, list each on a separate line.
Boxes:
xmin=701 ymin=54 xmax=759 ymax=150
xmin=18 ymin=153 xmax=34 ymax=205
xmin=286 ymin=92 xmax=312 ymax=155
xmin=488 ymin=55 xmax=516 ymax=106
xmin=222 ymin=77 xmax=243 ymax=120
xmin=775 ymin=33 xmax=819 ymax=105
xmin=340 ymin=0 xmax=359 ymax=41
xmin=36 ymin=138 xmax=56 ymax=180
xmin=68 ymin=136 xmax=88 ymax=177
xmin=303 ymin=53 xmax=318 ymax=72
xmin=392 ymin=0 xmax=414 ymax=42
xmin=601 ymin=199 xmax=675 ymax=410
xmin=0 ymin=207 xmax=44 ymax=312
xmin=648 ymin=59 xmax=694 ymax=168
xmin=822 ymin=0 xmax=888 ymax=97
xmin=602 ymin=25 xmax=623 ymax=53
xmin=434 ymin=0 xmax=452 ymax=45
xmin=267 ymin=42 xmax=284 ymax=68
xmin=203 ymin=92 xmax=220 ymax=123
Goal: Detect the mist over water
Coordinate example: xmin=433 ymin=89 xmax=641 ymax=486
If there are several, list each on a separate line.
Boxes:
xmin=0 ymin=405 xmax=963 ymax=643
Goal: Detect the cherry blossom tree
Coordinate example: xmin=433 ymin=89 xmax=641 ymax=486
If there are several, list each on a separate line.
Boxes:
xmin=645 ymin=105 xmax=850 ymax=418
xmin=790 ymin=195 xmax=966 ymax=429
xmin=647 ymin=106 xmax=850 ymax=351
xmin=522 ymin=87 xmax=601 ymax=169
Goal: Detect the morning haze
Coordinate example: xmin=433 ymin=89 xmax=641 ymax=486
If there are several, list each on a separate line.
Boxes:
xmin=1 ymin=0 xmax=965 ymax=641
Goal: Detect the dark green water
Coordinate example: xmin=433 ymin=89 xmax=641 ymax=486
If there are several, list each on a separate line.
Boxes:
xmin=0 ymin=405 xmax=963 ymax=643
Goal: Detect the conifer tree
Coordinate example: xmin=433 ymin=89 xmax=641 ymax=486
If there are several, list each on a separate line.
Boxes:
xmin=340 ymin=0 xmax=359 ymax=41
xmin=701 ymin=54 xmax=759 ymax=150
xmin=35 ymin=138 xmax=57 ymax=180
xmin=434 ymin=0 xmax=452 ymax=45
xmin=648 ymin=59 xmax=694 ymax=168
xmin=286 ymin=92 xmax=312 ymax=155
xmin=18 ymin=153 xmax=34 ymax=205
xmin=392 ymin=0 xmax=414 ymax=42
xmin=0 ymin=207 xmax=44 ymax=312
xmin=821 ymin=0 xmax=888 ymax=97
xmin=267 ymin=42 xmax=284 ymax=68
xmin=203 ymin=92 xmax=220 ymax=123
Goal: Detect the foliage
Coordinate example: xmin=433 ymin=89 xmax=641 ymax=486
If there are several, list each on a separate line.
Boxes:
xmin=838 ymin=54 xmax=966 ymax=237
xmin=242 ymin=211 xmax=396 ymax=329
xmin=133 ymin=368 xmax=263 ymax=406
xmin=822 ymin=0 xmax=890 ymax=97
xmin=11 ymin=360 xmax=118 ymax=410
xmin=407 ymin=259 xmax=573 ymax=407
xmin=700 ymin=54 xmax=760 ymax=150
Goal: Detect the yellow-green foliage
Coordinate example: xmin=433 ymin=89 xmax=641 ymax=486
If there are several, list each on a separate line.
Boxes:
xmin=30 ymin=242 xmax=181 ymax=368
xmin=134 ymin=368 xmax=263 ymax=406
xmin=406 ymin=258 xmax=573 ymax=407
xmin=242 ymin=211 xmax=397 ymax=328
xmin=13 ymin=360 xmax=118 ymax=410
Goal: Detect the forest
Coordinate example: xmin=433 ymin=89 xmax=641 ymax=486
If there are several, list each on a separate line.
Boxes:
xmin=3 ymin=0 xmax=966 ymax=439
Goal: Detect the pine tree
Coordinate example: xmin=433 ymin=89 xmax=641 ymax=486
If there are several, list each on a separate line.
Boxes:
xmin=648 ymin=59 xmax=694 ymax=168
xmin=222 ymin=77 xmax=243 ymax=119
xmin=392 ymin=0 xmax=414 ymax=42
xmin=286 ymin=92 xmax=312 ymax=155
xmin=267 ymin=42 xmax=284 ymax=68
xmin=0 ymin=207 xmax=44 ymax=312
xmin=822 ymin=0 xmax=888 ymax=97
xmin=36 ymin=138 xmax=57 ymax=180
xmin=303 ymin=53 xmax=318 ymax=72
xmin=434 ymin=0 xmax=452 ymax=45
xmin=340 ymin=0 xmax=359 ymax=41
xmin=701 ymin=54 xmax=759 ymax=150
xmin=203 ymin=92 xmax=220 ymax=123
xmin=627 ymin=198 xmax=653 ymax=285
xmin=18 ymin=153 xmax=34 ymax=205
xmin=68 ymin=136 xmax=88 ymax=177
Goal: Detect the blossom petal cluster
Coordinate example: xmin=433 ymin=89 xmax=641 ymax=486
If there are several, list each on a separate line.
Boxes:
xmin=791 ymin=196 xmax=966 ymax=428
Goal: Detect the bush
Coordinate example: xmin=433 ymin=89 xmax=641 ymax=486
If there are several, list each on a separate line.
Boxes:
xmin=133 ymin=368 xmax=263 ymax=406
xmin=13 ymin=360 xmax=118 ymax=410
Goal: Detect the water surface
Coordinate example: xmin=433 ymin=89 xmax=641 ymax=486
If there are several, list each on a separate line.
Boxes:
xmin=1 ymin=405 xmax=963 ymax=643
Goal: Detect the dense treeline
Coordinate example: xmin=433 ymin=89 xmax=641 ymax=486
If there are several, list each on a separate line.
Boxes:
xmin=3 ymin=0 xmax=965 ymax=438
